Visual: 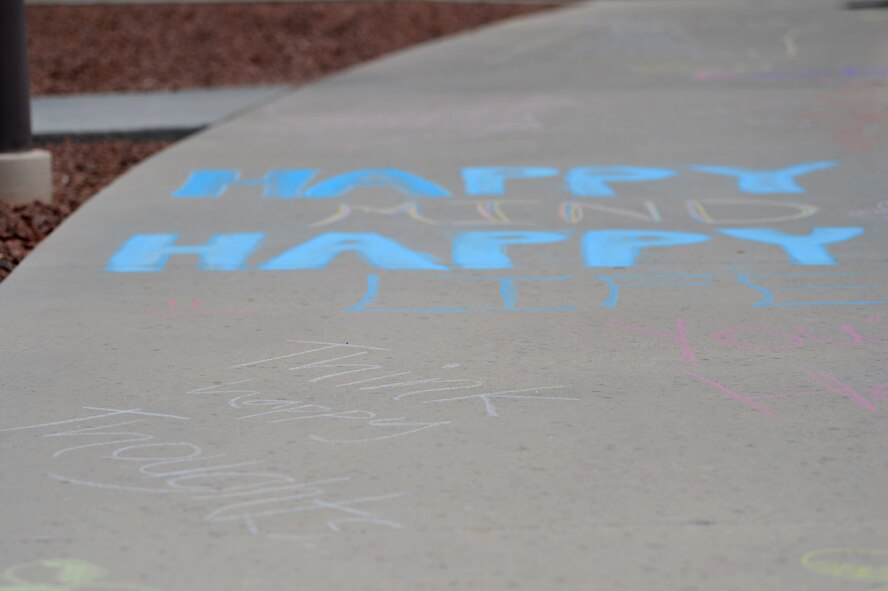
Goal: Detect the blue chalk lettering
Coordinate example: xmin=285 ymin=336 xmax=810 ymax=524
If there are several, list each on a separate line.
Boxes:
xmin=718 ymin=227 xmax=863 ymax=265
xmin=565 ymin=167 xmax=676 ymax=198
xmin=347 ymin=274 xmax=387 ymax=311
xmin=691 ymin=161 xmax=836 ymax=194
xmin=348 ymin=273 xmax=573 ymax=313
xmin=452 ymin=231 xmax=569 ymax=270
xmin=304 ymin=169 xmax=450 ymax=198
xmin=106 ymin=233 xmax=265 ymax=272
xmin=259 ymin=232 xmax=447 ymax=270
xmin=172 ymin=170 xmax=317 ymax=199
xmin=461 ymin=167 xmax=559 ymax=196
xmin=738 ymin=272 xmax=888 ymax=307
xmin=596 ymin=274 xmax=714 ymax=308
xmin=582 ymin=230 xmax=710 ymax=267
xmin=493 ymin=276 xmax=575 ymax=311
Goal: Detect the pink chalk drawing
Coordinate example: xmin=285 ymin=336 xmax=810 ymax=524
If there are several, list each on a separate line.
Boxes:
xmin=686 ymin=370 xmax=884 ymax=416
xmin=684 ymin=370 xmax=774 ymax=416
xmin=869 ymin=383 xmax=888 ymax=403
xmin=798 ymin=84 xmax=888 ymax=151
xmin=712 ymin=326 xmax=806 ymax=351
xmin=608 ymin=317 xmax=699 ymax=366
xmin=607 ymin=316 xmax=887 ymax=417
xmin=609 ymin=317 xmax=886 ymax=368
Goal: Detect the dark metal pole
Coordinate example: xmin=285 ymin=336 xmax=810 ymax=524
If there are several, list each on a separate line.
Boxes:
xmin=0 ymin=0 xmax=33 ymax=153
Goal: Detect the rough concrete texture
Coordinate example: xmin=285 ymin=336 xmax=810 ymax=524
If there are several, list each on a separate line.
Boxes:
xmin=3 ymin=0 xmax=888 ymax=589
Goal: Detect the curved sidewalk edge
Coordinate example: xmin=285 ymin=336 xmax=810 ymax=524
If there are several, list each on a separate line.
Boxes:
xmin=3 ymin=1 xmax=888 ymax=590
xmin=31 ymin=85 xmax=294 ymax=141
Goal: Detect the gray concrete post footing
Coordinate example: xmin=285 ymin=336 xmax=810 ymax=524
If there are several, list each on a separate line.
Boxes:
xmin=0 ymin=149 xmax=53 ymax=205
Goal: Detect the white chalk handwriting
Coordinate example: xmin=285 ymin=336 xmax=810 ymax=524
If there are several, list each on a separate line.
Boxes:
xmin=227 ymin=339 xmax=576 ymax=419
xmin=2 ymin=406 xmax=407 ymax=548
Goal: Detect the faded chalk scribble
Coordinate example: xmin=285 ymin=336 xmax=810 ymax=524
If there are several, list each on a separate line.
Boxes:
xmin=263 ymin=95 xmax=576 ymax=147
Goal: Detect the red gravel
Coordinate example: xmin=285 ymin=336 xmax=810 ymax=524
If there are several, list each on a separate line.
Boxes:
xmin=2 ymin=2 xmax=559 ymax=283
xmin=27 ymin=2 xmax=556 ymax=95
xmin=0 ymin=140 xmax=170 ymax=282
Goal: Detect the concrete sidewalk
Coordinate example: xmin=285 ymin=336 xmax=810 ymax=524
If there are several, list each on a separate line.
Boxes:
xmin=3 ymin=0 xmax=888 ymax=589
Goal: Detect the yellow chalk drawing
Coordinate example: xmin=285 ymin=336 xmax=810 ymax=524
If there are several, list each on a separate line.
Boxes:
xmin=0 ymin=559 xmax=156 ymax=591
xmin=310 ymin=202 xmax=437 ymax=227
xmin=685 ymin=198 xmax=818 ymax=225
xmin=464 ymin=199 xmax=535 ymax=226
xmin=803 ymin=548 xmax=888 ymax=589
xmin=559 ymin=200 xmax=662 ymax=224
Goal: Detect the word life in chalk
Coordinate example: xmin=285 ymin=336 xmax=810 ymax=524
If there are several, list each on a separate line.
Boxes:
xmin=105 ymin=161 xmax=877 ymax=274
xmin=346 ymin=270 xmax=888 ymax=313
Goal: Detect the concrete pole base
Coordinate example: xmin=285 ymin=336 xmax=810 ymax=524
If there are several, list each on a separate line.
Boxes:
xmin=0 ymin=149 xmax=53 ymax=205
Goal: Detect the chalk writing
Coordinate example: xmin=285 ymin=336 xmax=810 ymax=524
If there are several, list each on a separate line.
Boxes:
xmin=688 ymin=364 xmax=888 ymax=415
xmin=2 ymin=407 xmax=406 ymax=547
xmin=310 ymin=200 xmax=537 ymax=227
xmin=345 ymin=271 xmax=888 ymax=312
xmin=228 ymin=340 xmax=576 ymax=418
xmin=287 ymin=199 xmax=821 ymax=228
xmin=263 ymin=95 xmax=577 ymax=147
xmin=600 ymin=314 xmax=888 ymax=415
xmin=187 ymin=379 xmax=450 ymax=443
xmin=560 ymin=200 xmax=663 ymax=224
xmin=562 ymin=19 xmax=702 ymax=61
xmin=802 ymin=548 xmax=888 ymax=589
xmin=609 ymin=315 xmax=885 ymax=364
xmin=349 ymin=273 xmax=575 ymax=313
xmin=739 ymin=272 xmax=888 ymax=307
xmin=799 ymin=85 xmax=888 ymax=151
xmin=609 ymin=317 xmax=700 ymax=365
xmin=106 ymin=160 xmax=886 ymax=295
xmin=0 ymin=559 xmax=157 ymax=591
xmin=684 ymin=198 xmax=818 ymax=225
xmin=171 ymin=163 xmax=835 ymax=199
xmin=106 ymin=227 xmax=866 ymax=272
xmin=597 ymin=274 xmax=715 ymax=310
xmin=696 ymin=66 xmax=888 ymax=81
xmin=598 ymin=313 xmax=888 ymax=415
